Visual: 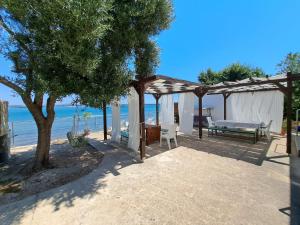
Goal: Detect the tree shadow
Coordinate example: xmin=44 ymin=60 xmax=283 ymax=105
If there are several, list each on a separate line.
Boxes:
xmin=145 ymin=129 xmax=271 ymax=166
xmin=0 ymin=139 xmax=139 ymax=225
xmin=289 ymin=140 xmax=300 ymax=225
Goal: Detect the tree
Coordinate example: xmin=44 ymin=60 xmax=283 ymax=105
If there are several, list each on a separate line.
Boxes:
xmin=277 ymin=52 xmax=300 ymax=119
xmin=0 ymin=0 xmax=173 ymax=169
xmin=77 ymin=0 xmax=173 ymax=107
xmin=198 ymin=63 xmax=266 ymax=84
xmin=0 ymin=0 xmax=112 ymax=169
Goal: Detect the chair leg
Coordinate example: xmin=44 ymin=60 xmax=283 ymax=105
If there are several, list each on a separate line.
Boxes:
xmin=167 ymin=139 xmax=171 ymax=150
xmin=174 ymin=137 xmax=178 ymax=147
xmin=266 ymin=132 xmax=271 ymax=141
xmin=160 ymin=136 xmax=163 ymax=147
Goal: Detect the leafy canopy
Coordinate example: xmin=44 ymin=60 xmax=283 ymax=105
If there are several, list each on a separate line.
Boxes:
xmin=198 ymin=63 xmax=266 ymax=85
xmin=277 ymin=52 xmax=300 ymax=118
xmin=77 ymin=0 xmax=174 ymax=108
xmin=0 ymin=0 xmax=174 ymax=108
xmin=0 ymin=0 xmax=114 ymax=99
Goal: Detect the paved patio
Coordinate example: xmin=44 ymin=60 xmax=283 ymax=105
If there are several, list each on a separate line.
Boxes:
xmin=0 ymin=131 xmax=299 ymax=225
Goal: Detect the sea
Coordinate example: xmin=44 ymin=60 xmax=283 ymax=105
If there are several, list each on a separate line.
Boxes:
xmin=8 ymin=104 xmax=157 ymax=147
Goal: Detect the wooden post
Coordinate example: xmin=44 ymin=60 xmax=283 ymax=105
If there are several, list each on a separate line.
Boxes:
xmin=153 ymin=94 xmax=161 ymax=125
xmin=223 ymin=93 xmax=227 ymax=120
xmin=223 ymin=93 xmax=231 ymax=120
xmin=103 ymin=101 xmax=107 ymax=141
xmin=199 ymin=94 xmax=203 ymax=138
xmin=286 ymin=72 xmax=293 ymax=154
xmin=0 ymin=101 xmax=8 ymax=136
xmin=195 ymin=88 xmax=207 ymax=139
xmin=0 ymin=100 xmax=10 ymax=163
xmin=138 ymin=84 xmax=146 ymax=160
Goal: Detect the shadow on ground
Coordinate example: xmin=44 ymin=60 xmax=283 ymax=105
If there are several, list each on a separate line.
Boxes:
xmin=0 ymin=139 xmax=139 ymax=225
xmin=289 ymin=137 xmax=300 ymax=225
xmin=146 ymin=129 xmax=272 ymax=166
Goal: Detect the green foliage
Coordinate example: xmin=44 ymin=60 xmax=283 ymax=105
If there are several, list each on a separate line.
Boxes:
xmin=0 ymin=0 xmax=112 ymax=97
xmin=1 ymin=0 xmax=173 ymax=107
xmin=83 ymin=112 xmax=92 ymax=120
xmin=67 ymin=132 xmax=88 ymax=148
xmin=277 ymin=52 xmax=300 ymax=119
xmin=198 ymin=63 xmax=266 ymax=84
xmin=277 ymin=52 xmax=300 ymax=74
xmin=0 ymin=0 xmax=173 ymax=167
xmin=77 ymin=0 xmax=174 ymax=108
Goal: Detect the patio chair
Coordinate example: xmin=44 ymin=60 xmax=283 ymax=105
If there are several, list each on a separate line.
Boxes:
xmin=207 ymin=116 xmax=215 ymax=127
xmin=207 ymin=116 xmax=216 ymax=135
xmin=160 ymin=124 xmax=178 ymax=150
xmin=261 ymin=120 xmax=273 ymax=141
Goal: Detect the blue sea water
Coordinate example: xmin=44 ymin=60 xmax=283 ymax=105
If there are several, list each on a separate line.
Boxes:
xmin=8 ymin=104 xmax=157 ymax=147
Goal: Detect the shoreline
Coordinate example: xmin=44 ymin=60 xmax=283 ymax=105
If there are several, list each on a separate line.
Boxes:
xmin=10 ymin=131 xmax=105 ymax=152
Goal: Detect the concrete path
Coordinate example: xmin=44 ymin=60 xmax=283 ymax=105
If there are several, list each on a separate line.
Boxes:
xmin=0 ymin=136 xmax=299 ymax=225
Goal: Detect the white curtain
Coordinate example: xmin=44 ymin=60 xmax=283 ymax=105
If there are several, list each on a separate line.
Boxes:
xmin=178 ymin=93 xmax=195 ymax=135
xmin=111 ymin=100 xmax=121 ymax=143
xmin=202 ymin=94 xmax=224 ymax=121
xmin=128 ymin=87 xmax=140 ymax=151
xmin=202 ymin=91 xmax=284 ymax=133
xmin=227 ymin=91 xmax=284 ymax=133
xmin=159 ymin=94 xmax=174 ymax=125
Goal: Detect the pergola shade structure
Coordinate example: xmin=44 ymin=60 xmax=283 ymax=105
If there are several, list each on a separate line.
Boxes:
xmin=101 ymin=73 xmax=300 ymax=160
xmin=207 ymin=75 xmax=287 ymax=95
xmin=144 ymin=75 xmax=199 ymax=95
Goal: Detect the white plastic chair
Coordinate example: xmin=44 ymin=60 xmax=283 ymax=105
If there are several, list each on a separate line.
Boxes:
xmin=207 ymin=116 xmax=215 ymax=128
xmin=160 ymin=124 xmax=178 ymax=150
xmin=262 ymin=120 xmax=273 ymax=141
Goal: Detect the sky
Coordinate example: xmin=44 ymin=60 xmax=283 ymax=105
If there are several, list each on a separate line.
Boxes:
xmin=1 ymin=0 xmax=300 ymax=105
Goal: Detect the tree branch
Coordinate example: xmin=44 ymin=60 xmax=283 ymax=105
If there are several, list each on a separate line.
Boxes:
xmin=0 ymin=75 xmax=25 ymax=94
xmin=0 ymin=15 xmax=31 ymax=55
xmin=46 ymin=95 xmax=56 ymax=122
xmin=34 ymin=93 xmax=43 ymax=111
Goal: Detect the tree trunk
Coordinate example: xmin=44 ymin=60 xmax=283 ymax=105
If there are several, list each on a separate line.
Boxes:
xmin=30 ymin=96 xmax=56 ymax=170
xmin=33 ymin=121 xmax=53 ymax=169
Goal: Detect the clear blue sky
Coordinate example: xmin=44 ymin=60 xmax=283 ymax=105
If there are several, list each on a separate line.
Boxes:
xmin=1 ymin=0 xmax=300 ymax=105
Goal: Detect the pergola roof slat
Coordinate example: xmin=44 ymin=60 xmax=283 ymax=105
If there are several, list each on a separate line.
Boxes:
xmin=132 ymin=73 xmax=300 ymax=95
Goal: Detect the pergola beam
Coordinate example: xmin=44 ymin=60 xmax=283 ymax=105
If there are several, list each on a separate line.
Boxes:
xmin=207 ymin=88 xmax=282 ymax=95
xmin=194 ymin=87 xmax=208 ymax=139
xmin=223 ymin=93 xmax=231 ymax=120
xmin=286 ymin=72 xmax=293 ymax=154
xmin=146 ymin=90 xmax=196 ymax=95
xmin=206 ymin=73 xmax=300 ymax=91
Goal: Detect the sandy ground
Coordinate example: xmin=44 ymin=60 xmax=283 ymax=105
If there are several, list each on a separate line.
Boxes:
xmin=0 ymin=139 xmax=104 ymax=205
xmin=0 ymin=130 xmax=299 ymax=225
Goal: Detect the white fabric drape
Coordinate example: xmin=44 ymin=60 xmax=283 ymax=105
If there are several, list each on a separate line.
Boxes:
xmin=178 ymin=93 xmax=195 ymax=135
xmin=159 ymin=94 xmax=174 ymax=125
xmin=202 ymin=91 xmax=284 ymax=133
xmin=202 ymin=94 xmax=224 ymax=120
xmin=111 ymin=100 xmax=121 ymax=143
xmin=227 ymin=91 xmax=284 ymax=133
xmin=128 ymin=87 xmax=140 ymax=151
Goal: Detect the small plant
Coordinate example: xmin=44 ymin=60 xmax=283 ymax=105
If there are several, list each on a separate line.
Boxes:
xmin=83 ymin=129 xmax=90 ymax=136
xmin=67 ymin=132 xmax=88 ymax=147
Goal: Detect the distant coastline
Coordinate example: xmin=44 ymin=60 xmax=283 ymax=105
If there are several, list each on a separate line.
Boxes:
xmin=8 ymin=104 xmax=157 ymax=147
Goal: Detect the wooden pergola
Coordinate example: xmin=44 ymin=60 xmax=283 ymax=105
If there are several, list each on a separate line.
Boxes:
xmin=102 ymin=72 xmax=300 ymax=160
xmin=131 ymin=75 xmax=202 ymax=160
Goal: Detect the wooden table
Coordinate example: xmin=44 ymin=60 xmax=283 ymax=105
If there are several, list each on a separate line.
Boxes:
xmin=145 ymin=124 xmax=161 ymax=146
